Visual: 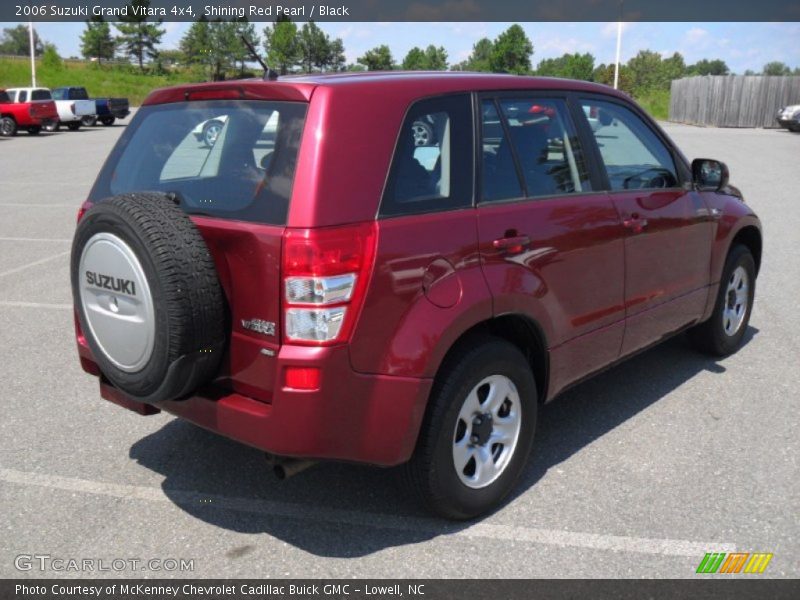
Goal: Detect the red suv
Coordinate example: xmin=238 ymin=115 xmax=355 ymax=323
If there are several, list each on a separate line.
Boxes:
xmin=71 ymin=73 xmax=762 ymax=518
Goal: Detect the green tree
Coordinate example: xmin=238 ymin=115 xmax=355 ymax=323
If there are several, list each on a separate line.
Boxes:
xmin=328 ymin=38 xmax=346 ymax=72
xmin=264 ymin=15 xmax=300 ymax=75
xmin=490 ymin=24 xmax=533 ymax=75
xmin=627 ymin=50 xmax=672 ymax=92
xmin=0 ymin=24 xmax=44 ymax=56
xmin=180 ymin=17 xmax=213 ymax=76
xmin=357 ymin=45 xmax=395 ymax=71
xmin=536 ymin=52 xmax=595 ymax=80
xmin=762 ymin=61 xmax=791 ymax=76
xmin=298 ymin=21 xmax=330 ymax=73
xmin=455 ymin=37 xmax=494 ymax=71
xmin=80 ymin=17 xmax=115 ymax=63
xmin=114 ymin=0 xmax=165 ymax=71
xmin=402 ymin=45 xmax=448 ymax=70
xmin=687 ymin=58 xmax=729 ymax=76
xmin=592 ymin=63 xmax=633 ymax=93
xmin=402 ymin=47 xmax=426 ymax=70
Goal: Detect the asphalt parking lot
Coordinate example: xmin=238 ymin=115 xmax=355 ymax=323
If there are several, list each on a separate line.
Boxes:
xmin=0 ymin=119 xmax=798 ymax=579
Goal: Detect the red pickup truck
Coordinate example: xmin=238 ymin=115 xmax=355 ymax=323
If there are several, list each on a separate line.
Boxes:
xmin=0 ymin=88 xmax=58 ymax=136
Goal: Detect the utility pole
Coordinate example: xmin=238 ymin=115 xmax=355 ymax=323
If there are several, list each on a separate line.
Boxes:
xmin=29 ymin=22 xmax=37 ymax=87
xmin=613 ymin=1 xmax=623 ymax=89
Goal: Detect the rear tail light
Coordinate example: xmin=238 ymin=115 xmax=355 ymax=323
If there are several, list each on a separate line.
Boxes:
xmin=70 ymin=102 xmax=76 ymax=115
xmin=281 ymin=222 xmax=377 ymax=345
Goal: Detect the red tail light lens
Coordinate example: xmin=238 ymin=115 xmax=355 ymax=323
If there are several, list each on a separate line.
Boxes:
xmin=282 ymin=222 xmax=377 ymax=346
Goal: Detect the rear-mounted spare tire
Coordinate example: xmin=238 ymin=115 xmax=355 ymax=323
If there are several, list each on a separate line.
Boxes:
xmin=71 ymin=192 xmax=226 ymax=403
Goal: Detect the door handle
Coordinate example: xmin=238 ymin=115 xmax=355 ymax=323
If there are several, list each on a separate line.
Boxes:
xmin=492 ymin=234 xmax=531 ymax=254
xmin=623 ymin=215 xmax=648 ymax=234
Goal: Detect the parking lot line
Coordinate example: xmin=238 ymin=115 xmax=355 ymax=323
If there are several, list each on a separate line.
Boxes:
xmin=0 ymin=301 xmax=71 ymax=310
xmin=0 ymin=237 xmax=71 ymax=243
xmin=0 ymin=251 xmax=69 ymax=278
xmin=0 ymin=466 xmax=736 ymax=557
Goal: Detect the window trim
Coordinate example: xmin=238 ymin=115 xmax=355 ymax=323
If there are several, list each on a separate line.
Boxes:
xmin=574 ymin=92 xmax=692 ymax=192
xmin=377 ymin=92 xmax=475 ymax=220
xmin=476 ymin=90 xmax=593 ymax=207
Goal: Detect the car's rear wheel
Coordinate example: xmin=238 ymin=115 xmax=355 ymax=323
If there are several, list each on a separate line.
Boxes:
xmin=403 ymin=337 xmax=537 ymax=519
xmin=82 ymin=115 xmax=98 ymax=127
xmin=71 ymin=193 xmax=227 ymax=403
xmin=67 ymin=122 xmax=81 ymax=131
xmin=44 ymin=121 xmax=60 ymax=132
xmin=100 ymin=116 xmax=116 ymax=126
xmin=688 ymin=244 xmax=756 ymax=356
xmin=0 ymin=116 xmax=18 ymax=137
xmin=202 ymin=120 xmax=224 ymax=147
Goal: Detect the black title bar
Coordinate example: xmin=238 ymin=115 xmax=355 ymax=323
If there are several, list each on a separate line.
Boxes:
xmin=4 ymin=0 xmax=800 ymax=22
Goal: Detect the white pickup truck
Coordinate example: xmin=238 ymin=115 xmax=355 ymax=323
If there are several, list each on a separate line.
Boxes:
xmin=5 ymin=87 xmax=95 ymax=132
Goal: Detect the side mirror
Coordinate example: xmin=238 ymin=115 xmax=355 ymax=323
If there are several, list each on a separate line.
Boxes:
xmin=692 ymin=158 xmax=729 ymax=192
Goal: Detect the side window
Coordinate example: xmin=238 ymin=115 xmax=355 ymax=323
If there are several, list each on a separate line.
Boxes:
xmin=580 ymin=99 xmax=679 ymax=190
xmin=482 ymin=98 xmax=591 ymax=201
xmin=481 ymin=100 xmax=524 ymax=201
xmin=18 ymin=91 xmax=27 ymax=102
xmin=381 ymin=94 xmax=473 ymax=217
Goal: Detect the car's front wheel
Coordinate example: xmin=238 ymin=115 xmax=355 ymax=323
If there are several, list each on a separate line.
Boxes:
xmin=688 ymin=244 xmax=756 ymax=356
xmin=403 ymin=337 xmax=537 ymax=519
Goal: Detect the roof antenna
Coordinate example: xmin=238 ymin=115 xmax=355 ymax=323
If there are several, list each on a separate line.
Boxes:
xmin=241 ymin=35 xmax=278 ymax=81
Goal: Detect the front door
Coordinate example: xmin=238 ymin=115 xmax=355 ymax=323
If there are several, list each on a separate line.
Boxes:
xmin=578 ymin=98 xmax=714 ymax=355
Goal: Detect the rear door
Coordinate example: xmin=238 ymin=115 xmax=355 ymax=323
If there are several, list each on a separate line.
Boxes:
xmin=476 ymin=94 xmax=626 ymax=396
xmin=577 ymin=97 xmax=714 ymax=355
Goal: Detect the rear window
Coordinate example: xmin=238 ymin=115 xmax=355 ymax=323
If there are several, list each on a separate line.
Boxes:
xmin=31 ymin=89 xmax=51 ymax=100
xmin=89 ymin=100 xmax=307 ymax=225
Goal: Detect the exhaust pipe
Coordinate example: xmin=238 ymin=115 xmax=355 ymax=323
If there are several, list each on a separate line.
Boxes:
xmin=265 ymin=454 xmax=317 ymax=480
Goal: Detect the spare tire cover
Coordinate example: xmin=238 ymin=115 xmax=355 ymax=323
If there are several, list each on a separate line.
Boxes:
xmin=71 ymin=193 xmax=226 ymax=403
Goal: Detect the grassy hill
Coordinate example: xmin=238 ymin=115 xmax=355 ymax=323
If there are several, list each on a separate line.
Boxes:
xmin=0 ymin=57 xmax=194 ymax=105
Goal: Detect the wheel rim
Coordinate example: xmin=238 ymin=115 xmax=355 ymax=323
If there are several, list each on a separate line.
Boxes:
xmin=1 ymin=119 xmax=12 ymax=135
xmin=723 ymin=265 xmax=748 ymax=336
xmin=205 ymin=124 xmax=221 ymax=146
xmin=452 ymin=374 xmax=522 ymax=489
xmin=411 ymin=122 xmax=431 ymax=146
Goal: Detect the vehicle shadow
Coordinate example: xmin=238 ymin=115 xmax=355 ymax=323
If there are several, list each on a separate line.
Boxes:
xmin=129 ymin=327 xmax=758 ymax=558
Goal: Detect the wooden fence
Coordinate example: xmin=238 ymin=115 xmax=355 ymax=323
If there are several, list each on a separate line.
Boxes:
xmin=669 ymin=75 xmax=800 ymax=128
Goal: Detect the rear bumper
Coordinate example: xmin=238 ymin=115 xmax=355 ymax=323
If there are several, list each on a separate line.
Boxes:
xmin=84 ymin=343 xmax=432 ymax=466
xmin=777 ymin=118 xmax=797 ymax=128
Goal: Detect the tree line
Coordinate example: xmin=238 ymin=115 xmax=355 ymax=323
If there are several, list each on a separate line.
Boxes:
xmin=3 ymin=9 xmax=800 ymax=94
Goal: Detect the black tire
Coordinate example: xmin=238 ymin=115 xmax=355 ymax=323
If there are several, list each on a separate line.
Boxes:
xmin=402 ymin=337 xmax=537 ymax=519
xmin=71 ymin=193 xmax=227 ymax=403
xmin=27 ymin=126 xmax=41 ymax=135
xmin=100 ymin=116 xmax=116 ymax=126
xmin=0 ymin=116 xmax=18 ymax=137
xmin=688 ymin=244 xmax=756 ymax=356
xmin=44 ymin=121 xmax=60 ymax=132
xmin=67 ymin=122 xmax=81 ymax=131
xmin=82 ymin=115 xmax=98 ymax=127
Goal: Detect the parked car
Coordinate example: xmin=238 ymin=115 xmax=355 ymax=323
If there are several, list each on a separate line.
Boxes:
xmin=71 ymin=73 xmax=762 ymax=519
xmin=191 ymin=111 xmax=279 ymax=148
xmin=52 ymin=87 xmax=130 ymax=127
xmin=6 ymin=86 xmax=95 ymax=131
xmin=776 ymin=104 xmax=800 ymax=131
xmin=0 ymin=87 xmax=58 ymax=136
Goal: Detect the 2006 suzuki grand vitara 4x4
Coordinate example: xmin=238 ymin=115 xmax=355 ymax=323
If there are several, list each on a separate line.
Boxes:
xmin=71 ymin=72 xmax=762 ymax=519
